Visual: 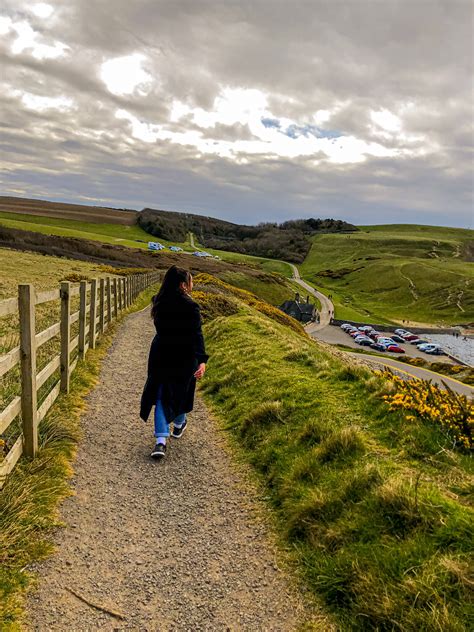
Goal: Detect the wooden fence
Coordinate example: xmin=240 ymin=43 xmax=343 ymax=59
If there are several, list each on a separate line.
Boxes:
xmin=0 ymin=271 xmax=160 ymax=489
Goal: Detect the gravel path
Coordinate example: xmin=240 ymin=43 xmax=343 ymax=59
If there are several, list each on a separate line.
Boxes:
xmin=26 ymin=309 xmax=317 ymax=631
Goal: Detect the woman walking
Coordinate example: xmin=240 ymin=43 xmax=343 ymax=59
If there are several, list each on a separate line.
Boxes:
xmin=140 ymin=265 xmax=208 ymax=459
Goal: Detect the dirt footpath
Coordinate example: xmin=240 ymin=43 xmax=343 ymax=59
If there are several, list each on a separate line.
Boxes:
xmin=26 ymin=309 xmax=318 ymax=631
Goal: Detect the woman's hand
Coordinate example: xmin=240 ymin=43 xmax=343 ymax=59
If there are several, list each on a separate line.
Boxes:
xmin=194 ymin=363 xmax=206 ymax=379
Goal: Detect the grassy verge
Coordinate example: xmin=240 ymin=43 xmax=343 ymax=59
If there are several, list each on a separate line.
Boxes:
xmin=197 ymin=280 xmax=473 ymax=630
xmin=0 ymin=284 xmax=159 ymax=629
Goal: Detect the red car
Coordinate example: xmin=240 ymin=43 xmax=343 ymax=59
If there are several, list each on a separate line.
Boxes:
xmin=386 ymin=344 xmax=405 ymax=353
xmin=401 ymin=334 xmax=418 ymax=341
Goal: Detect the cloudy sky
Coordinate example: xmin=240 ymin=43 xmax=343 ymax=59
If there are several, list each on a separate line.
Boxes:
xmin=1 ymin=1 xmax=473 ymax=227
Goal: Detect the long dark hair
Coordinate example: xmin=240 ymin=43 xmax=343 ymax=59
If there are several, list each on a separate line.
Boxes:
xmin=151 ymin=265 xmax=191 ymax=319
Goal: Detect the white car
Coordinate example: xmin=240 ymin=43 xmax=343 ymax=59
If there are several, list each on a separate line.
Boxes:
xmin=376 ymin=336 xmax=394 ymax=345
xmin=148 ymin=242 xmax=164 ymax=251
xmin=418 ymin=343 xmax=444 ymax=355
xmin=394 ymin=328 xmax=410 ymax=336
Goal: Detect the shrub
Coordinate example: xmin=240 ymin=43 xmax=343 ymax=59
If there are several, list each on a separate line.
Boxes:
xmin=381 ymin=372 xmax=473 ymax=450
xmin=192 ymin=290 xmax=239 ymax=322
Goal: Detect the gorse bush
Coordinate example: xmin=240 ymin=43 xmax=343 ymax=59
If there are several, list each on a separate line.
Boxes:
xmin=381 ymin=371 xmax=473 ymax=450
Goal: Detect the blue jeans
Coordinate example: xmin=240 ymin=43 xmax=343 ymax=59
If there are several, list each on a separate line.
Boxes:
xmin=154 ymin=386 xmax=186 ymax=439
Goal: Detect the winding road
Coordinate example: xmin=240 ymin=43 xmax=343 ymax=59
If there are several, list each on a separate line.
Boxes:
xmin=289 ymin=263 xmax=334 ymax=331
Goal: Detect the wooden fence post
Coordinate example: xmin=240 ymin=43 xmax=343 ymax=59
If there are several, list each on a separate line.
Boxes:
xmin=106 ymin=277 xmax=112 ymax=325
xmin=99 ymin=278 xmax=105 ymax=333
xmin=122 ymin=277 xmax=126 ymax=309
xmin=19 ymin=284 xmax=38 ymax=458
xmin=79 ymin=280 xmax=87 ymax=359
xmin=89 ymin=279 xmax=97 ymax=349
xmin=60 ymin=281 xmax=71 ymax=393
xmin=113 ymin=278 xmax=118 ymax=320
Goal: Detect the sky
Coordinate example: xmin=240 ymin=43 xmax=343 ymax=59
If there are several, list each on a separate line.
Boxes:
xmin=0 ymin=1 xmax=473 ymax=228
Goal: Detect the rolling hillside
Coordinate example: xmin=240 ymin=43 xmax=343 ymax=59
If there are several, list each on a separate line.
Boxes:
xmin=300 ymin=225 xmax=474 ymax=325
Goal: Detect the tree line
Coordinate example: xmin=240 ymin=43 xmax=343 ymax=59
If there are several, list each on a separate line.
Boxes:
xmin=137 ymin=209 xmax=358 ymax=263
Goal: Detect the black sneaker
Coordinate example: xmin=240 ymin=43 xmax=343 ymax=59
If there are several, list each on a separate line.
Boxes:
xmin=150 ymin=442 xmax=166 ymax=459
xmin=172 ymin=420 xmax=187 ymax=439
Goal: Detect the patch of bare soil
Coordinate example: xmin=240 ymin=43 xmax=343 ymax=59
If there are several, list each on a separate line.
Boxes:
xmin=26 ymin=310 xmax=322 ymax=631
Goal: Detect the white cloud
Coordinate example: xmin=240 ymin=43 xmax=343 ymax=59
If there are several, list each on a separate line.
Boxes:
xmin=100 ymin=53 xmax=153 ymax=96
xmin=31 ymin=3 xmax=54 ymax=19
xmin=3 ymin=17 xmax=69 ymax=59
xmin=20 ymin=91 xmax=75 ymax=112
xmin=371 ymin=109 xmax=402 ymax=132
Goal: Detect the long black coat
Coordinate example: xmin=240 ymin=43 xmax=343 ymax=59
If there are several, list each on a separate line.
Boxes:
xmin=140 ymin=291 xmax=209 ymax=423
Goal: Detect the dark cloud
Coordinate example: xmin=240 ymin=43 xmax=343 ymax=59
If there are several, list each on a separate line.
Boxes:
xmin=0 ymin=0 xmax=472 ymax=227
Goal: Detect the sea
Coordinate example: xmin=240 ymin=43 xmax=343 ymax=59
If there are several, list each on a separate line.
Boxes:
xmin=425 ymin=334 xmax=474 ymax=367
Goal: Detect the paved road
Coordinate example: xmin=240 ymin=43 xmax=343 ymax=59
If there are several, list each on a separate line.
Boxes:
xmin=289 ymin=263 xmax=334 ymax=331
xmin=344 ymin=351 xmax=473 ymax=398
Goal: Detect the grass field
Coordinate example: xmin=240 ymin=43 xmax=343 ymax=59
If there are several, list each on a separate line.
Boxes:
xmin=0 ymin=210 xmax=183 ymax=251
xmin=299 ymin=224 xmax=474 ymax=325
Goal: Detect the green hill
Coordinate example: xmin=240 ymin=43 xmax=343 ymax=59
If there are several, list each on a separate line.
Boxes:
xmin=194 ymin=273 xmax=473 ymax=630
xmin=299 ymin=224 xmax=474 ymax=325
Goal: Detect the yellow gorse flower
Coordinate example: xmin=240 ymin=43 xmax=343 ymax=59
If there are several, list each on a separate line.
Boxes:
xmin=380 ymin=371 xmax=473 ymax=450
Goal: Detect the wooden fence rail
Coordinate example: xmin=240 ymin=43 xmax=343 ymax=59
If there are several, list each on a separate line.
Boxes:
xmin=0 ymin=271 xmax=160 ymax=488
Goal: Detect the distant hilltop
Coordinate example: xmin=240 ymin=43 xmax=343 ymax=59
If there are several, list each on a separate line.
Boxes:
xmin=0 ymin=195 xmax=357 ymax=263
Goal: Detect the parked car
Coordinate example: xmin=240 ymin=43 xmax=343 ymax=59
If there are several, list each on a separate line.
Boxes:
xmin=425 ymin=347 xmax=445 ymax=355
xmin=350 ymin=331 xmax=362 ymax=338
xmin=394 ymin=329 xmax=410 ymax=336
xmin=358 ymin=325 xmax=373 ymax=332
xmin=148 ymin=241 xmax=165 ymax=251
xmin=391 ymin=334 xmax=405 ymax=343
xmin=401 ymin=333 xmax=418 ymax=341
xmin=169 ymin=246 xmax=183 ymax=252
xmin=411 ymin=338 xmax=429 ymax=345
xmin=370 ymin=342 xmax=388 ymax=351
xmin=355 ymin=337 xmax=373 ymax=346
xmin=385 ymin=344 xmax=405 ymax=353
xmin=341 ymin=323 xmax=353 ymax=330
xmin=376 ymin=336 xmax=395 ymax=345
xmin=418 ymin=343 xmax=444 ymax=355
xmin=368 ymin=330 xmax=380 ymax=339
